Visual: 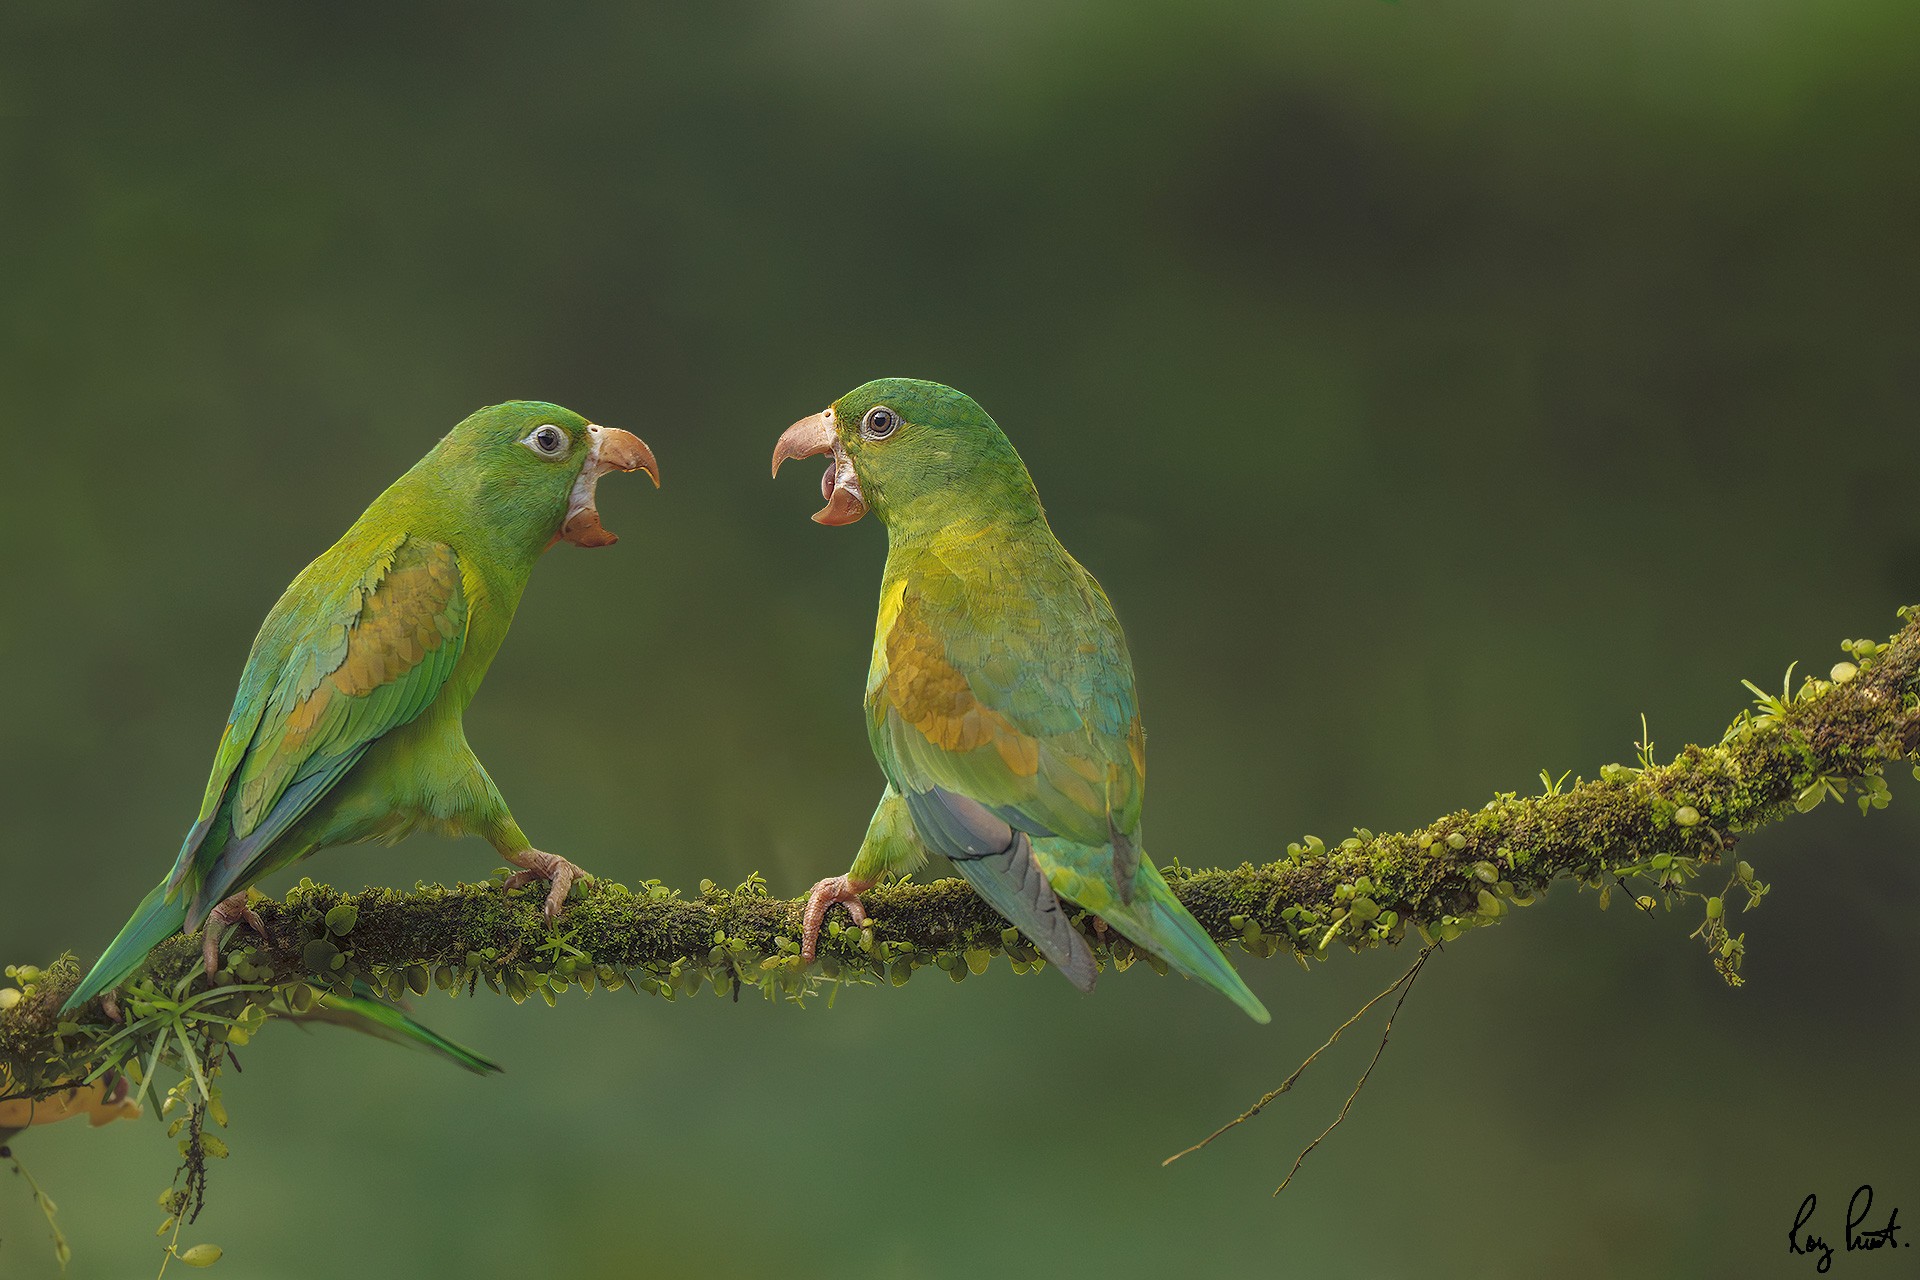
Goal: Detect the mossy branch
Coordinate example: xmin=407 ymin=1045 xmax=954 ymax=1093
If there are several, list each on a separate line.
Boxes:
xmin=6 ymin=610 xmax=1919 ymax=1098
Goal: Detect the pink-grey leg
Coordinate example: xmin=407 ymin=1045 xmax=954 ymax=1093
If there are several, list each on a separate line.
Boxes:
xmin=203 ymin=892 xmax=267 ymax=978
xmin=800 ymin=874 xmax=874 ymax=961
xmin=503 ymin=849 xmax=590 ymax=920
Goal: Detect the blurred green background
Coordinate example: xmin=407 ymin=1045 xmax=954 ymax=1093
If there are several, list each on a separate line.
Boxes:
xmin=4 ymin=2 xmax=1918 ymax=1276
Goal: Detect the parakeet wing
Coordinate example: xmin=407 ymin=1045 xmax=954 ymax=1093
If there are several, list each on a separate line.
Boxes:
xmin=868 ymin=546 xmax=1143 ymax=860
xmin=165 ymin=534 xmax=469 ymax=918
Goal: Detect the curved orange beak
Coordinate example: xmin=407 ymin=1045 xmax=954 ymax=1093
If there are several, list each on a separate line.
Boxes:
xmin=771 ymin=409 xmax=866 ymax=526
xmin=560 ymin=425 xmax=660 ymax=548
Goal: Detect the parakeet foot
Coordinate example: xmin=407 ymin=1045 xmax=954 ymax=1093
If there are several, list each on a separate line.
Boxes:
xmin=203 ymin=892 xmax=267 ymax=978
xmin=800 ymin=874 xmax=875 ymax=961
xmin=503 ymin=849 xmax=589 ymax=920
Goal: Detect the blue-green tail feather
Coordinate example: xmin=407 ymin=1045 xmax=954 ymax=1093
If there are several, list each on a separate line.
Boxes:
xmin=1105 ymin=863 xmax=1272 ymax=1024
xmin=62 ymin=881 xmax=187 ymax=1014
xmin=308 ymin=983 xmax=504 ymax=1075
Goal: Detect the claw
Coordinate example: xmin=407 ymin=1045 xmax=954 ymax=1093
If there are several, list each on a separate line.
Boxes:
xmin=203 ymin=892 xmax=268 ymax=978
xmin=800 ymin=874 xmax=875 ymax=961
xmin=503 ymin=850 xmax=589 ymax=920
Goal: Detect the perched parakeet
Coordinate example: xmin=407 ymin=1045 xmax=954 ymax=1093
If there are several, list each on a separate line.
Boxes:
xmin=63 ymin=402 xmax=657 ymax=1016
xmin=772 ymin=378 xmax=1269 ymax=1022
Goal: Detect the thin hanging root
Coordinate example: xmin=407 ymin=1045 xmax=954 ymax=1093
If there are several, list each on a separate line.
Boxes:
xmin=1272 ymin=946 xmax=1432 ymax=1196
xmin=1162 ymin=945 xmax=1435 ymax=1174
xmin=6 ymin=1143 xmax=73 ymax=1269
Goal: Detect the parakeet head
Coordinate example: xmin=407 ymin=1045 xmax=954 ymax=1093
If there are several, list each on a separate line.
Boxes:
xmin=770 ymin=378 xmax=1039 ymax=532
xmin=431 ymin=401 xmax=659 ymax=551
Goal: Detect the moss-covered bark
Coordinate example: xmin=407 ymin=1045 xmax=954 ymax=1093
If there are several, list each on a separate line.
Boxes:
xmin=6 ymin=610 xmax=1917 ymax=1099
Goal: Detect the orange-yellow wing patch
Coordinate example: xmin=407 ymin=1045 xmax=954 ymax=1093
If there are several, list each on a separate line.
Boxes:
xmin=868 ymin=548 xmax=1146 ymax=852
xmin=329 ymin=548 xmax=464 ymax=696
xmin=883 ymin=604 xmax=1040 ymax=778
xmin=232 ymin=538 xmax=468 ymax=841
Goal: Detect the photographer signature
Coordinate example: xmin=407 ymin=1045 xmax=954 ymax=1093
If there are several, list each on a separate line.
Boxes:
xmin=1788 ymin=1185 xmax=1905 ymax=1273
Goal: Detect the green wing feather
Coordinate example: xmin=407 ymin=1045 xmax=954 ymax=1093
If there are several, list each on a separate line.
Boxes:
xmin=168 ymin=534 xmax=469 ymax=921
xmin=868 ymin=537 xmax=1268 ymax=1022
xmin=169 ymin=533 xmax=469 ymax=922
xmin=868 ymin=544 xmax=1143 ymax=859
xmin=64 ymin=536 xmax=469 ymax=1013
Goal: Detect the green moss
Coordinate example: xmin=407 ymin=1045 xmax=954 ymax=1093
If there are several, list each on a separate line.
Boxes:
xmin=7 ymin=612 xmax=1920 ymax=1097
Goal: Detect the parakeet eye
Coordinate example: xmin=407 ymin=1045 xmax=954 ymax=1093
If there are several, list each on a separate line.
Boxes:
xmin=523 ymin=424 xmax=569 ymax=458
xmin=862 ymin=406 xmax=899 ymax=440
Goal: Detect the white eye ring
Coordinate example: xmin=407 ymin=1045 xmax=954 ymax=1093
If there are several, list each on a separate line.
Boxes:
xmin=862 ymin=405 xmax=899 ymax=439
xmin=523 ymin=424 xmax=569 ymax=458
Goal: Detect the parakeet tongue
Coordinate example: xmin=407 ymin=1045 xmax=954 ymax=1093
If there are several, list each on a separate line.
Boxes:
xmin=815 ymin=443 xmax=867 ymax=526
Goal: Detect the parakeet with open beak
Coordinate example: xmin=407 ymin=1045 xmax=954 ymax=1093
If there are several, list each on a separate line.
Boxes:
xmin=772 ymin=378 xmax=1269 ymax=1022
xmin=63 ymin=402 xmax=658 ymax=1015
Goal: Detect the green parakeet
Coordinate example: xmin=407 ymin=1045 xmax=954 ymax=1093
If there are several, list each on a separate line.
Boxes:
xmin=772 ymin=378 xmax=1269 ymax=1023
xmin=63 ymin=402 xmax=658 ymax=1017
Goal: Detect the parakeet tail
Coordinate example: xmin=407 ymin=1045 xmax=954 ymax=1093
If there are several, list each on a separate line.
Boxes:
xmin=310 ymin=982 xmax=504 ymax=1075
xmin=62 ymin=881 xmax=188 ymax=1014
xmin=1105 ymin=862 xmax=1272 ymax=1024
xmin=947 ymin=837 xmax=1100 ymax=994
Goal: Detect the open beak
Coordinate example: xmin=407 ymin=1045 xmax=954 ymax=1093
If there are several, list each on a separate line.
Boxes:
xmin=560 ymin=425 xmax=660 ymax=549
xmin=771 ymin=408 xmax=867 ymax=526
